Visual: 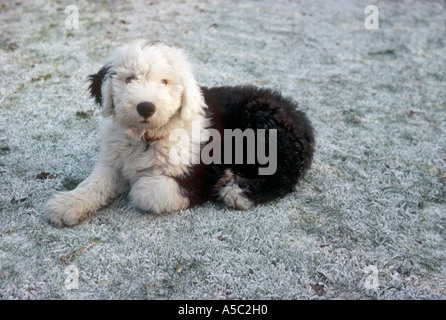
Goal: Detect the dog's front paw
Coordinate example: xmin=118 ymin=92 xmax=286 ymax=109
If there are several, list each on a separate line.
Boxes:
xmin=44 ymin=192 xmax=92 ymax=227
xmin=219 ymin=183 xmax=253 ymax=210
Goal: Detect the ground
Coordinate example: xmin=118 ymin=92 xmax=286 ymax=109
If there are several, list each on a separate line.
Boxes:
xmin=0 ymin=0 xmax=445 ymax=299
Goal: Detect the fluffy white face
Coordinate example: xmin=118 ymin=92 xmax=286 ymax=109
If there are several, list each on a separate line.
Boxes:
xmin=110 ymin=43 xmax=184 ymax=130
xmin=90 ymin=40 xmax=206 ymax=135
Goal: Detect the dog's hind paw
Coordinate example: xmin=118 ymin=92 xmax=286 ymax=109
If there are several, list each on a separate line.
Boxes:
xmin=219 ymin=183 xmax=253 ymax=210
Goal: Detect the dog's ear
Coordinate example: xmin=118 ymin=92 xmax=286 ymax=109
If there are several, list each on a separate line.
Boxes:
xmin=166 ymin=48 xmax=206 ymax=120
xmin=88 ymin=65 xmax=109 ymax=105
xmin=88 ymin=65 xmax=114 ymax=117
xmin=181 ymin=74 xmax=206 ymax=121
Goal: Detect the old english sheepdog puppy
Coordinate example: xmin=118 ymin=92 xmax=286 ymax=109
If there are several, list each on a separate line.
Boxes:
xmin=44 ymin=39 xmax=314 ymax=227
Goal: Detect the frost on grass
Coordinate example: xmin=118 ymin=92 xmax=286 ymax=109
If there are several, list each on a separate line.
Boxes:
xmin=0 ymin=0 xmax=445 ymax=299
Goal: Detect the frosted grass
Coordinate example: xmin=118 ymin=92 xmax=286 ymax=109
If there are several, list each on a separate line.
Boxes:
xmin=0 ymin=0 xmax=445 ymax=299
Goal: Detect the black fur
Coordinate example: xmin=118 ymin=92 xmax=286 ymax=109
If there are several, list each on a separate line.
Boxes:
xmin=174 ymin=85 xmax=315 ymax=207
xmin=88 ymin=65 xmax=111 ymax=106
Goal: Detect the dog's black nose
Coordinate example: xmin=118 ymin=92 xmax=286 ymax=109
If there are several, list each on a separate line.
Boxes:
xmin=136 ymin=102 xmax=156 ymax=118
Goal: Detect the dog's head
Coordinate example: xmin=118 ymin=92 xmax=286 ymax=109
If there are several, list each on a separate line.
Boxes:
xmin=88 ymin=39 xmax=206 ymax=131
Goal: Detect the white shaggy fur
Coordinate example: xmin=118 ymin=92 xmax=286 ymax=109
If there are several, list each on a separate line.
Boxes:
xmin=214 ymin=168 xmax=253 ymax=210
xmin=44 ymin=40 xmax=210 ymax=226
xmin=219 ymin=183 xmax=253 ymax=210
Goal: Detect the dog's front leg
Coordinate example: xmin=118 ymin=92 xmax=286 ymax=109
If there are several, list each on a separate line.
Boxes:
xmin=129 ymin=175 xmax=190 ymax=214
xmin=44 ymin=160 xmax=125 ymax=227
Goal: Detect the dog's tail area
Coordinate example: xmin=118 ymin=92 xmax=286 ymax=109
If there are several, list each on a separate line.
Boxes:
xmin=215 ymin=166 xmax=301 ymax=210
xmin=214 ymin=88 xmax=315 ymax=209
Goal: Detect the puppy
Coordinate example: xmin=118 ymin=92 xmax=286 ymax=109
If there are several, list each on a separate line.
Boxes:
xmin=44 ymin=39 xmax=314 ymax=227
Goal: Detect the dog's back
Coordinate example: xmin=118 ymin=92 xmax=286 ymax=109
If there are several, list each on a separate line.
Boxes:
xmin=174 ymin=85 xmax=315 ymax=208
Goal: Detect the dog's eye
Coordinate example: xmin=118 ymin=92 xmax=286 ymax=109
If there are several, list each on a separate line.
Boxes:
xmin=161 ymin=79 xmax=168 ymax=85
xmin=126 ymin=75 xmax=137 ymax=83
